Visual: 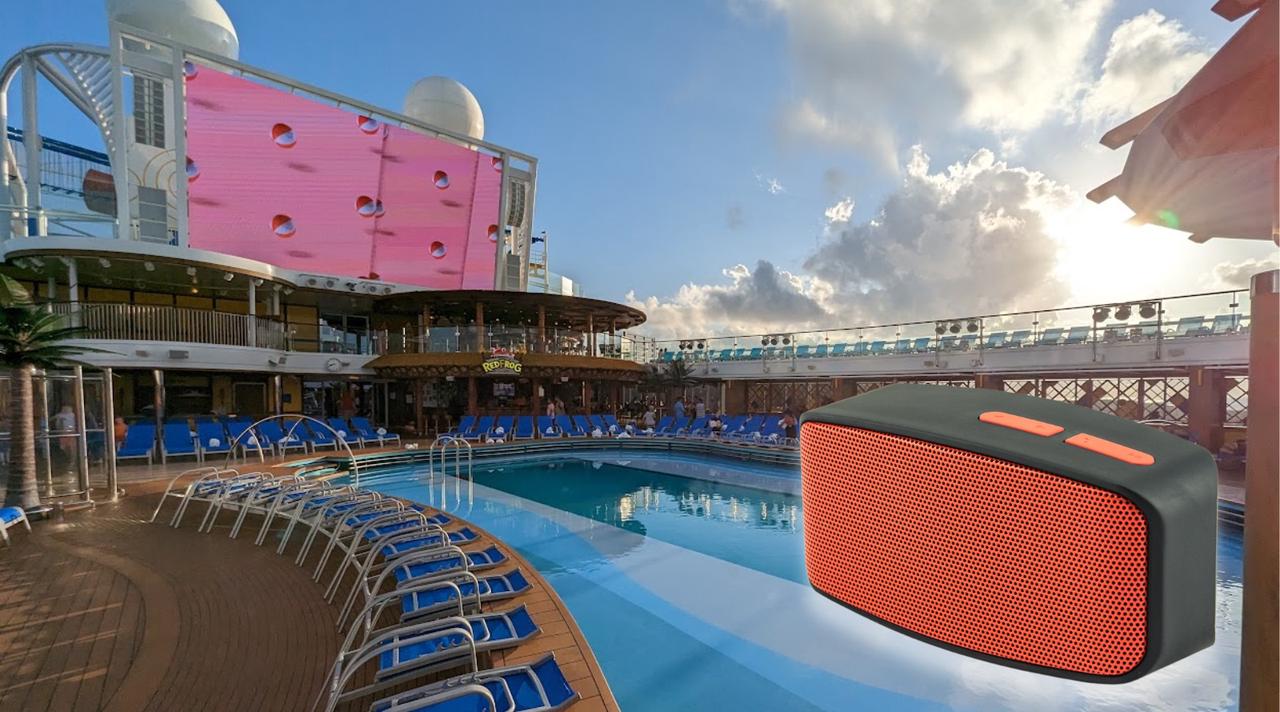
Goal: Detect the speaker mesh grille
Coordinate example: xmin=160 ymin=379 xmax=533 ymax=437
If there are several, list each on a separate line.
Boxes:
xmin=800 ymin=421 xmax=1148 ymax=676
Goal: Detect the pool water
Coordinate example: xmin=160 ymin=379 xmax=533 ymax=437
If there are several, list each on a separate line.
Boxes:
xmin=363 ymin=454 xmax=1244 ymax=712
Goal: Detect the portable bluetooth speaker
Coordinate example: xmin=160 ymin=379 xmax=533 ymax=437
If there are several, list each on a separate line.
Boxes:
xmin=799 ymin=383 xmax=1216 ymax=682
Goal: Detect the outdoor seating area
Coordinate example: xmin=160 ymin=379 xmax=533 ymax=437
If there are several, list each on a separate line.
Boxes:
xmin=659 ymin=312 xmax=1250 ymax=363
xmin=443 ymin=413 xmax=799 ymax=448
xmin=149 ymin=467 xmax=581 ymax=712
xmin=117 ymin=415 xmax=404 ymax=464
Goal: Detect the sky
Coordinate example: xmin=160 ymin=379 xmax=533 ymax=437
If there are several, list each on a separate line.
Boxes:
xmin=6 ymin=0 xmax=1277 ymax=338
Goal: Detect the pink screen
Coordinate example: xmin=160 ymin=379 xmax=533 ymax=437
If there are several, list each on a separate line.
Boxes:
xmin=184 ymin=63 xmax=502 ymax=290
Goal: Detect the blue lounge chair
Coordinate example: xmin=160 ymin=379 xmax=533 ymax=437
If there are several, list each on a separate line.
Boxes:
xmin=444 ymin=415 xmax=476 ymax=438
xmin=715 ymin=348 xmax=734 ymax=361
xmin=554 ymin=415 xmax=582 ymax=437
xmin=327 ymin=417 xmax=364 ymax=448
xmin=680 ymin=416 xmax=708 ymax=436
xmin=323 ymin=606 xmax=543 ymax=711
xmin=830 ymin=343 xmax=848 ymax=357
xmin=747 ymin=347 xmax=763 ymax=359
xmin=938 ymin=335 xmax=957 ymax=350
xmin=912 ymin=337 xmax=932 ymax=352
xmin=366 ymin=653 xmax=577 ymax=712
xmin=729 ymin=415 xmax=764 ymax=440
xmin=813 ymin=343 xmax=829 ymax=357
xmin=984 ymin=332 xmax=1008 ymax=349
xmin=658 ymin=416 xmax=686 ymax=436
xmin=1036 ymin=327 xmax=1063 ymax=346
xmin=660 ymin=351 xmax=675 ymax=362
xmin=1 ymin=506 xmax=31 ymax=546
xmin=296 ymin=419 xmax=339 ymax=452
xmin=390 ymin=546 xmax=509 ymax=583
xmin=513 ymin=416 xmax=535 ymax=440
xmin=399 ymin=569 xmax=533 ymax=623
xmin=351 ymin=417 xmax=400 ymax=446
xmin=116 ymin=421 xmax=156 ymax=463
xmin=601 ymin=414 xmax=621 ymax=433
xmin=196 ymin=421 xmax=233 ymax=458
xmin=492 ymin=415 xmax=515 ymax=441
xmin=957 ymin=335 xmax=977 ymax=350
xmin=535 ymin=415 xmax=558 ymax=438
xmin=892 ymin=339 xmax=911 ymax=353
xmin=1135 ymin=321 xmax=1160 ymax=339
xmin=464 ymin=416 xmax=494 ymax=442
xmin=572 ymin=415 xmax=597 ymax=436
xmin=1006 ymin=330 xmax=1031 ymax=348
xmin=852 ymin=342 xmax=870 ymax=355
xmin=795 ymin=344 xmax=811 ymax=358
xmin=588 ymin=415 xmax=608 ymax=433
xmin=257 ymin=420 xmax=308 ymax=456
xmin=868 ymin=341 xmax=886 ymax=355
xmin=161 ymin=422 xmax=199 ymax=463
xmin=1063 ymin=326 xmax=1091 ymax=345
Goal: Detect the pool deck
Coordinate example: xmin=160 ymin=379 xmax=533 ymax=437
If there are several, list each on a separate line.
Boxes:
xmin=0 ymin=465 xmax=619 ymax=712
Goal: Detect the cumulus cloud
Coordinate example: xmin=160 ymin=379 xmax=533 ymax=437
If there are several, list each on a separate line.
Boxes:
xmin=755 ymin=173 xmax=787 ymax=195
xmin=761 ymin=0 xmax=1111 ymax=170
xmin=1212 ymin=255 xmax=1280 ymax=289
xmin=806 ymin=146 xmax=1071 ymax=320
xmin=625 ymin=260 xmax=832 ymax=338
xmin=823 ymin=197 xmax=854 ymax=224
xmin=1080 ymin=10 xmax=1212 ymax=124
xmin=630 ymin=148 xmax=1073 ymax=337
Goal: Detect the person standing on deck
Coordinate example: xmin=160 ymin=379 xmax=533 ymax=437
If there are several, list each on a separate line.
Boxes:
xmin=673 ymin=397 xmax=686 ymax=421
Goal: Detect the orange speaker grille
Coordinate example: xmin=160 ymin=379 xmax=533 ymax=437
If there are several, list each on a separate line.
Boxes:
xmin=800 ymin=421 xmax=1148 ymax=676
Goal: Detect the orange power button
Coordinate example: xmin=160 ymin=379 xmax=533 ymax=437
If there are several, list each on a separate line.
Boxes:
xmin=979 ymin=411 xmax=1064 ymax=437
xmin=1065 ymin=433 xmax=1155 ymax=466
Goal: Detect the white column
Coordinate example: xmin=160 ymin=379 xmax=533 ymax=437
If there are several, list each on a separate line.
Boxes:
xmin=66 ymin=258 xmax=79 ymax=326
xmin=247 ymin=279 xmax=257 ymax=348
xmin=103 ymin=367 xmax=118 ymax=502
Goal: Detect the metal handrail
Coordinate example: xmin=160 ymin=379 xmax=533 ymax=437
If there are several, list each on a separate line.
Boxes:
xmin=428 ymin=435 xmax=473 ymax=481
xmin=49 ymin=301 xmax=288 ymax=350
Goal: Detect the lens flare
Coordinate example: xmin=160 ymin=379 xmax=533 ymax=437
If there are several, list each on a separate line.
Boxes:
xmin=271 ymin=214 xmax=296 ymax=238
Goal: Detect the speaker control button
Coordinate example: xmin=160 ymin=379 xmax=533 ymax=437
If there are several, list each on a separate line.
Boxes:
xmin=1065 ymin=433 xmax=1155 ymax=466
xmin=979 ymin=411 xmax=1064 ymax=437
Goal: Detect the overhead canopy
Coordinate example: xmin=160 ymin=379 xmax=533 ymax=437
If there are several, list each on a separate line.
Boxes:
xmin=1089 ymin=0 xmax=1278 ymax=243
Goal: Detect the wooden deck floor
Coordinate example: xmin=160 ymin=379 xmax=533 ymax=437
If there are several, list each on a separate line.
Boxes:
xmin=0 ymin=477 xmax=618 ymax=712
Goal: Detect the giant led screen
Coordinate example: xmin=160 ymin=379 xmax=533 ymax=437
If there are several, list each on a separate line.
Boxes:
xmin=184 ymin=63 xmax=502 ymax=289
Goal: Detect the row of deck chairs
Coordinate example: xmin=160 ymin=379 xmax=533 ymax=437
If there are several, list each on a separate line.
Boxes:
xmin=444 ymin=414 xmax=624 ymax=442
xmin=663 ymin=313 xmax=1249 ymax=362
xmin=116 ymin=416 xmax=401 ymax=464
xmin=441 ymin=412 xmax=798 ymax=448
xmin=151 ymin=467 xmax=579 ymax=712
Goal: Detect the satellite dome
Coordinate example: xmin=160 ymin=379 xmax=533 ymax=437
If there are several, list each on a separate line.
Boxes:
xmin=107 ymin=0 xmax=240 ymax=60
xmin=403 ymin=77 xmax=484 ymax=141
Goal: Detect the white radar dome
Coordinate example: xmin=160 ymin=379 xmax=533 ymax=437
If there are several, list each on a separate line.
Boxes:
xmin=107 ymin=0 xmax=240 ymax=60
xmin=403 ymin=76 xmax=484 ymax=141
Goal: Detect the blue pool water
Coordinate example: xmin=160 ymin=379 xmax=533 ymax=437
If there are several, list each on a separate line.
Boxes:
xmin=362 ymin=453 xmax=1244 ymax=712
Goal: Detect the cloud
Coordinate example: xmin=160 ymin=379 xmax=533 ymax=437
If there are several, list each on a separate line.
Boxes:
xmin=823 ymin=197 xmax=854 ymax=224
xmin=1079 ymin=10 xmax=1212 ymax=124
xmin=760 ymin=0 xmax=1112 ymax=170
xmin=625 ymin=260 xmax=832 ymax=338
xmin=1212 ymin=255 xmax=1280 ymax=289
xmin=805 ymin=146 xmax=1071 ymax=321
xmin=630 ymin=147 xmax=1073 ymax=337
xmin=754 ymin=172 xmax=787 ymax=194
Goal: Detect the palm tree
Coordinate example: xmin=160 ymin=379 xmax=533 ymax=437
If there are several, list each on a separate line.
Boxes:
xmin=0 ymin=281 xmax=96 ymax=510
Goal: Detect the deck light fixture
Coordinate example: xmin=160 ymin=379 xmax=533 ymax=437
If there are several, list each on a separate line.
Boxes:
xmin=1093 ymin=307 xmax=1110 ymax=323
xmin=98 ymin=258 xmax=111 ymax=269
xmin=223 ymin=272 xmax=235 ymax=282
xmin=1115 ymin=305 xmax=1132 ymax=321
xmin=143 ymin=261 xmax=155 ymax=272
xmin=1139 ymin=303 xmax=1157 ymax=319
xmin=966 ymin=321 xmax=979 ymax=333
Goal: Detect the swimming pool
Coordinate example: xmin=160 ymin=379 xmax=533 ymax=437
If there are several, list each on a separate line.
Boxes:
xmin=360 ymin=451 xmax=1244 ymax=712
